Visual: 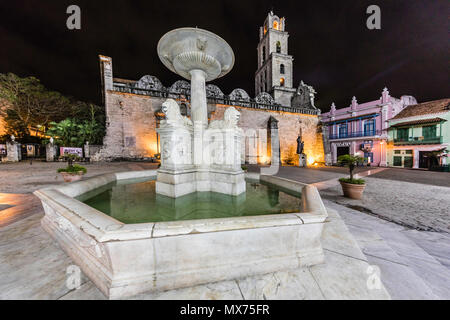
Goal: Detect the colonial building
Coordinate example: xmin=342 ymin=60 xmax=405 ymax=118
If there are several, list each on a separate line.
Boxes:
xmin=320 ymin=88 xmax=416 ymax=166
xmin=387 ymin=99 xmax=450 ymax=169
xmin=93 ymin=12 xmax=325 ymax=165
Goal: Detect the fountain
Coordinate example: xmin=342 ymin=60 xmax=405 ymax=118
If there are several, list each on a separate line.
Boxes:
xmin=34 ymin=28 xmax=327 ymax=299
xmin=156 ymin=28 xmax=245 ymax=198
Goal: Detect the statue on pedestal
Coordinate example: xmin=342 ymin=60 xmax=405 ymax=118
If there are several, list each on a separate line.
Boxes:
xmin=296 ymin=134 xmax=307 ymax=167
xmin=296 ymin=136 xmax=304 ymax=155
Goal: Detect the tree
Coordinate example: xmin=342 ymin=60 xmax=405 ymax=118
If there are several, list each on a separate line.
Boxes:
xmin=337 ymin=154 xmax=363 ymax=181
xmin=44 ymin=114 xmax=104 ymax=147
xmin=0 ymin=73 xmax=105 ymax=143
xmin=0 ymin=73 xmax=77 ymax=138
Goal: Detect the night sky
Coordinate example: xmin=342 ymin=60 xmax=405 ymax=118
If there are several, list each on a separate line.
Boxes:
xmin=0 ymin=0 xmax=448 ymax=111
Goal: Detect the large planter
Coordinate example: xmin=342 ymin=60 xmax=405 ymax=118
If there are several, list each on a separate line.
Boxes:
xmin=339 ymin=181 xmax=366 ymax=200
xmin=60 ymin=171 xmax=84 ymax=182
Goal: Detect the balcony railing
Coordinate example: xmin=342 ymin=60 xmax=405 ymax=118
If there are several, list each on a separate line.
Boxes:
xmin=394 ymin=136 xmax=443 ymax=145
xmin=329 ymin=130 xmax=381 ymax=140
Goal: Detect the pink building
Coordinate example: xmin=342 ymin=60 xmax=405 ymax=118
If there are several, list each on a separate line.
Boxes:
xmin=320 ymin=88 xmax=416 ymax=166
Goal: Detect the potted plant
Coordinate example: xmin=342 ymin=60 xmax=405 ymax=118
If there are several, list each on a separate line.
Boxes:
xmin=337 ymin=154 xmax=366 ymax=199
xmin=57 ymin=154 xmax=87 ymax=182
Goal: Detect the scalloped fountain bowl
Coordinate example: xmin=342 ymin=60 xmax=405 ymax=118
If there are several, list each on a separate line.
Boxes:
xmin=34 ymin=170 xmax=327 ymax=299
xmin=157 ymin=27 xmax=234 ymax=81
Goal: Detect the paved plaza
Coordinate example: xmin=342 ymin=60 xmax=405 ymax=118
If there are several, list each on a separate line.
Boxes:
xmin=0 ymin=161 xmax=449 ymax=299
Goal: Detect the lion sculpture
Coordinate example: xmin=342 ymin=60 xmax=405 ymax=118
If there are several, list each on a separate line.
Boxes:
xmin=160 ymin=99 xmax=192 ymax=127
xmin=209 ymin=107 xmax=241 ymax=129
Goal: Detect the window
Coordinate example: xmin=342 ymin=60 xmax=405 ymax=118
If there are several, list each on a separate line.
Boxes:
xmin=404 ymin=157 xmax=413 ymax=168
xmin=273 ymin=21 xmax=278 ymax=30
xmin=339 ymin=124 xmax=348 ymax=138
xmin=393 ymin=156 xmax=402 ymax=166
xmin=279 ymin=78 xmax=285 ymax=87
xmin=363 ymin=119 xmax=375 ymax=136
xmin=422 ymin=125 xmax=436 ymax=138
xmin=262 ymin=46 xmax=266 ymax=62
xmin=280 ymin=64 xmax=285 ymax=74
xmin=405 ymin=150 xmax=413 ymax=154
xmin=276 ymin=41 xmax=281 ymax=53
xmin=397 ymin=128 xmax=409 ymax=141
xmin=394 ymin=150 xmax=401 ymax=154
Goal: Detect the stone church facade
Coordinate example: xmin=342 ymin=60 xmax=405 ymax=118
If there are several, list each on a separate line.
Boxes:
xmin=93 ymin=12 xmax=325 ymax=165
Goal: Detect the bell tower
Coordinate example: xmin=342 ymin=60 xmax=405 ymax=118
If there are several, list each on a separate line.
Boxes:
xmin=255 ymin=11 xmax=295 ymax=106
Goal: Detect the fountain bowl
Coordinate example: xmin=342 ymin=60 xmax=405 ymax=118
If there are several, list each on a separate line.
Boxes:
xmin=34 ymin=170 xmax=327 ymax=299
xmin=157 ymin=27 xmax=235 ymax=81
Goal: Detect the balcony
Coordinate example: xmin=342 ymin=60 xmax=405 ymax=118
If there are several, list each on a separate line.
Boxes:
xmin=329 ymin=130 xmax=381 ymax=140
xmin=394 ymin=136 xmax=443 ymax=145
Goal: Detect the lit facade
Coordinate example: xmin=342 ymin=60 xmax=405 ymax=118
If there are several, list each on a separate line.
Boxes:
xmin=387 ymin=99 xmax=450 ymax=169
xmin=320 ymin=88 xmax=416 ymax=166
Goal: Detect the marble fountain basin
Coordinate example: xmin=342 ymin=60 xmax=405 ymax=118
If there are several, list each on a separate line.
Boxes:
xmin=34 ymin=170 xmax=328 ymax=299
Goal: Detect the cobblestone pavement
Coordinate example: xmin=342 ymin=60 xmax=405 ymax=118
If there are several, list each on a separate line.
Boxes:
xmin=248 ymin=164 xmax=372 ymax=184
xmin=368 ymin=167 xmax=450 ymax=188
xmin=320 ymin=176 xmax=450 ymax=233
xmin=0 ymin=161 xmax=158 ymax=194
xmin=261 ymin=166 xmax=450 ymax=233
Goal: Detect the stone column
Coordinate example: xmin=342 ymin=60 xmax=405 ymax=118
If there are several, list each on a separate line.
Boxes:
xmin=84 ymin=142 xmax=90 ymax=159
xmin=46 ymin=143 xmax=56 ymax=162
xmin=189 ymin=69 xmax=208 ymax=128
xmin=190 ymin=69 xmax=207 ymax=167
xmin=322 ymin=124 xmax=332 ymax=165
xmin=268 ymin=116 xmax=280 ymax=167
xmin=6 ymin=141 xmax=20 ymax=162
xmin=379 ymin=141 xmax=387 ymax=167
xmin=413 ymin=149 xmax=420 ymax=168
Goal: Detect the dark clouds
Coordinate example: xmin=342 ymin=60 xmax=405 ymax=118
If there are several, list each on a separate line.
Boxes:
xmin=0 ymin=0 xmax=448 ymax=111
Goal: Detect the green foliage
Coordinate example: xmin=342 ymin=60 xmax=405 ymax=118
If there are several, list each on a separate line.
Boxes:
xmin=241 ymin=165 xmax=248 ymax=171
xmin=339 ymin=177 xmax=366 ymax=185
xmin=43 ymin=113 xmax=104 ymax=147
xmin=0 ymin=73 xmax=105 ymax=143
xmin=337 ymin=154 xmax=364 ymax=180
xmin=57 ymin=164 xmax=87 ymax=174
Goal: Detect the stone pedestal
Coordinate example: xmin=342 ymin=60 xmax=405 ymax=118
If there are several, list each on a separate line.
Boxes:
xmin=46 ymin=143 xmax=56 ymax=162
xmin=268 ymin=116 xmax=280 ymax=166
xmin=299 ymin=153 xmax=307 ymax=167
xmin=156 ymin=114 xmax=245 ymax=198
xmin=325 ymin=153 xmax=332 ymax=166
xmin=6 ymin=142 xmax=21 ymax=162
xmin=84 ymin=142 xmax=90 ymax=159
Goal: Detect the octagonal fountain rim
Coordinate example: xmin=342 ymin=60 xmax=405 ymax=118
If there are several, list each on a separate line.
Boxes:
xmin=157 ymin=27 xmax=235 ymax=81
xmin=34 ymin=170 xmax=328 ymax=243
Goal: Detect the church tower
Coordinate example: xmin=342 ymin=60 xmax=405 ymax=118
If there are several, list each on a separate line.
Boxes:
xmin=255 ymin=11 xmax=296 ymax=106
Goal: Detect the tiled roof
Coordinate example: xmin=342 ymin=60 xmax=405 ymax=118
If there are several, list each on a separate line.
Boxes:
xmin=389 ymin=117 xmax=446 ymax=128
xmin=392 ymin=98 xmax=450 ymax=119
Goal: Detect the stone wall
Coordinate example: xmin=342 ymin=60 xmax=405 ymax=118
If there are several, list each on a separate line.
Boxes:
xmin=93 ymin=91 xmax=163 ymax=161
xmin=94 ymin=90 xmax=325 ymax=165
